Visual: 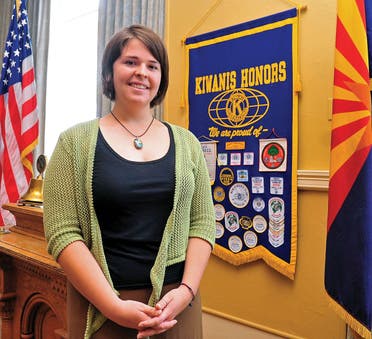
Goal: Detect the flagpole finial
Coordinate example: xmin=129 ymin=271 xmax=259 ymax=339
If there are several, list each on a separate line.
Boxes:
xmin=16 ymin=0 xmax=21 ymax=16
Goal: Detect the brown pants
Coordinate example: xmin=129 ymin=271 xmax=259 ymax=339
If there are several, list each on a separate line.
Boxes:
xmin=67 ymin=282 xmax=203 ymax=339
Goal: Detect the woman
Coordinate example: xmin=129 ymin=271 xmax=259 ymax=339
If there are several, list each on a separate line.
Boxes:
xmin=43 ymin=25 xmax=215 ymax=339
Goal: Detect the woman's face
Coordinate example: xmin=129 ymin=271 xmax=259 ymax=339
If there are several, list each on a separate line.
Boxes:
xmin=112 ymin=38 xmax=161 ymax=108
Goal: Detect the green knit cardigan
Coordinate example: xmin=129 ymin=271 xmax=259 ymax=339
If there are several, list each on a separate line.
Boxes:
xmin=43 ymin=119 xmax=215 ymax=338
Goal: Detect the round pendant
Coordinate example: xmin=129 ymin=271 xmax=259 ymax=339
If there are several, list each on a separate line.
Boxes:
xmin=134 ymin=138 xmax=143 ymax=149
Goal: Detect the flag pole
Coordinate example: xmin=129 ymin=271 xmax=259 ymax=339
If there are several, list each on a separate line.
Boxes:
xmin=15 ymin=0 xmax=20 ymax=16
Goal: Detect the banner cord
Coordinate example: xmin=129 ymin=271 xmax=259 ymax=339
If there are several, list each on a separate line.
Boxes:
xmin=283 ymin=0 xmax=307 ymax=92
xmin=181 ymin=0 xmax=223 ymax=44
xmin=283 ymin=0 xmax=307 ymax=11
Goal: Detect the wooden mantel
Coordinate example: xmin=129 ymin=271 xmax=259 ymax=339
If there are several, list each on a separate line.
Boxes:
xmin=0 ymin=203 xmax=67 ymax=339
xmin=3 ymin=203 xmax=44 ymax=239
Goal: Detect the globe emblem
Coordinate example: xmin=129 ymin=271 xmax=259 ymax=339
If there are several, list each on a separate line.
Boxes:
xmin=208 ymin=88 xmax=269 ymax=128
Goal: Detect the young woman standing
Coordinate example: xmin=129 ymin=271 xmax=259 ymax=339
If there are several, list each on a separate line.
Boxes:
xmin=43 ymin=25 xmax=215 ymax=339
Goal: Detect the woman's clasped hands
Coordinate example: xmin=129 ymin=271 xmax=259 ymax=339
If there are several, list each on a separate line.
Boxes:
xmin=135 ymin=284 xmax=194 ymax=338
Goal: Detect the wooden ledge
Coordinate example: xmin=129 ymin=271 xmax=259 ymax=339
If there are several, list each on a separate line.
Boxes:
xmin=0 ymin=230 xmax=62 ymax=273
xmin=0 ymin=203 xmax=62 ymax=273
xmin=2 ymin=203 xmax=44 ymax=240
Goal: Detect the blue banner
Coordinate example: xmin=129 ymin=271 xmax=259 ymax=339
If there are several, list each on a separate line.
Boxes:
xmin=186 ymin=8 xmax=298 ymax=279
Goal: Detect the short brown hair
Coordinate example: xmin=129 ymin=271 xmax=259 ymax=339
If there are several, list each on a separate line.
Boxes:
xmin=101 ymin=25 xmax=169 ymax=108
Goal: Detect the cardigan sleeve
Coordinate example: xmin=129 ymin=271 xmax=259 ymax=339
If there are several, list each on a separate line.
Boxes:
xmin=188 ymin=138 xmax=216 ymax=248
xmin=43 ymin=132 xmax=86 ymax=260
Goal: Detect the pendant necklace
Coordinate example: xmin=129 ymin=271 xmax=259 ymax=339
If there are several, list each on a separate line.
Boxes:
xmin=111 ymin=111 xmax=155 ymax=150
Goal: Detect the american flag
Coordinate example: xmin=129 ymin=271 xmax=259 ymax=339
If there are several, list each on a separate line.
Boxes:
xmin=0 ymin=0 xmax=38 ymax=226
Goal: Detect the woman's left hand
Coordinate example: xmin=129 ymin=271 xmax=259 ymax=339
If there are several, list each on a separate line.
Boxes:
xmin=136 ymin=285 xmax=193 ymax=338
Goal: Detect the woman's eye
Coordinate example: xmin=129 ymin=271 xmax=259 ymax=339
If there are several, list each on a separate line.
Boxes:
xmin=124 ymin=60 xmax=135 ymax=65
xmin=149 ymin=64 xmax=159 ymax=70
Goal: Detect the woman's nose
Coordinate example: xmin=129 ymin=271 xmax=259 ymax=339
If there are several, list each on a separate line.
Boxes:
xmin=135 ymin=63 xmax=147 ymax=77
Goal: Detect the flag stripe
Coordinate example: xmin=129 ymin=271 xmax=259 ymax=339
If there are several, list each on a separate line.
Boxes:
xmin=331 ymin=116 xmax=370 ymax=147
xmin=327 ymin=145 xmax=371 ymax=229
xmin=334 ymin=68 xmax=360 ymax=91
xmin=332 ymin=109 xmax=370 ymax=129
xmin=334 ymin=85 xmax=365 ymax=102
xmin=22 ymin=68 xmax=34 ymax=89
xmin=329 ymin=125 xmax=368 ymax=177
xmin=7 ymin=87 xmax=22 ymax=148
xmin=336 ymin=18 xmax=368 ymax=81
xmin=332 ymin=99 xmax=368 ymax=113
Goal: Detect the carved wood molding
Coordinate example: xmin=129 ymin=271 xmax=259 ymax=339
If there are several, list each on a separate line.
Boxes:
xmin=16 ymin=259 xmax=66 ymax=298
xmin=0 ymin=204 xmax=67 ymax=338
xmin=0 ymin=256 xmax=16 ymax=319
xmin=297 ymin=169 xmax=329 ymax=191
xmin=21 ymin=293 xmax=62 ymax=338
xmin=0 ymin=294 xmax=16 ymax=319
xmin=0 ymin=256 xmax=15 ymax=294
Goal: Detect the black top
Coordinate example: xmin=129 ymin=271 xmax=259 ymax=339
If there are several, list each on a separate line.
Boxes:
xmin=93 ymin=123 xmax=184 ymax=289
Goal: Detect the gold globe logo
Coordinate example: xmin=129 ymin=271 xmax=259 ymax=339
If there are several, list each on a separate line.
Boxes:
xmin=208 ymin=88 xmax=269 ymax=128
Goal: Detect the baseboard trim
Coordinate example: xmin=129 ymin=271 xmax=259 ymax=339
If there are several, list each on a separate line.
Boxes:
xmin=203 ymin=307 xmax=303 ymax=339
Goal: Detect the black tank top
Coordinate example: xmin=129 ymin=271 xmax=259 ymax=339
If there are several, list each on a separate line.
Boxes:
xmin=92 ymin=123 xmax=184 ymax=289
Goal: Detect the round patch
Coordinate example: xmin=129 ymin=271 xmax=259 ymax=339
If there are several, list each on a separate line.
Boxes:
xmin=228 ymin=235 xmax=243 ymax=253
xmin=252 ymin=197 xmax=265 ymax=212
xmin=243 ymin=231 xmax=258 ymax=248
xmin=213 ymin=186 xmax=225 ymax=202
xmin=229 ymin=183 xmax=250 ymax=208
xmin=261 ymin=142 xmax=285 ymax=169
xmin=216 ymin=222 xmax=224 ymax=239
xmin=239 ymin=216 xmax=253 ymax=230
xmin=219 ymin=167 xmax=234 ymax=186
xmin=224 ymin=211 xmax=239 ymax=232
xmin=253 ymin=215 xmax=267 ymax=233
xmin=214 ymin=204 xmax=225 ymax=221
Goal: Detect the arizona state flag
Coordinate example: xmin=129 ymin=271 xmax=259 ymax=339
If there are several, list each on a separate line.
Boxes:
xmin=325 ymin=0 xmax=372 ymax=338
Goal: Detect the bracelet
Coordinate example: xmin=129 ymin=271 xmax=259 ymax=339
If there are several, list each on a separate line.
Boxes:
xmin=180 ymin=282 xmax=195 ymax=305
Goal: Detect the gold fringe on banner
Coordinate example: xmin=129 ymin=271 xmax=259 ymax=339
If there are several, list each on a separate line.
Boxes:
xmin=326 ymin=295 xmax=372 ymax=339
xmin=213 ymin=243 xmax=296 ymax=280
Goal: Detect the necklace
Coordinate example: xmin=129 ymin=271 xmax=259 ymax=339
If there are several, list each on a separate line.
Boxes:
xmin=110 ymin=111 xmax=155 ymax=150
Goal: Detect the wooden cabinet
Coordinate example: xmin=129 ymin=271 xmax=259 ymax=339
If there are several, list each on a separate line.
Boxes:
xmin=0 ymin=204 xmax=67 ymax=339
